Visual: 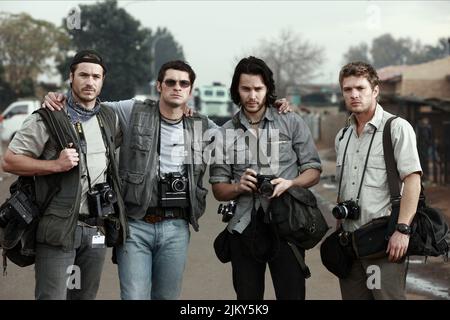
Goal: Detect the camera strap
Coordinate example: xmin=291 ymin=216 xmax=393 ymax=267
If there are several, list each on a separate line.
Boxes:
xmin=157 ymin=114 xmax=188 ymax=179
xmin=74 ymin=115 xmax=110 ymax=192
xmin=336 ymin=126 xmax=377 ymax=205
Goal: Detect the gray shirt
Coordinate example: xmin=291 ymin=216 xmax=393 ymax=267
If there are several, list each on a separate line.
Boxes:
xmin=335 ymin=104 xmax=422 ymax=232
xmin=210 ymin=107 xmax=322 ymax=233
xmin=103 ymin=99 xmax=218 ymax=207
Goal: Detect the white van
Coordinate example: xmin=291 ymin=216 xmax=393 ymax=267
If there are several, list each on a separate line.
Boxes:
xmin=193 ymin=83 xmax=237 ymax=125
xmin=0 ymin=99 xmax=40 ymax=143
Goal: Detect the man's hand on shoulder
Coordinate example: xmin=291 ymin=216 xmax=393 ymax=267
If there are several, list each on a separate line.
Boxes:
xmin=42 ymin=92 xmax=65 ymax=111
xmin=182 ymin=104 xmax=195 ymax=117
xmin=274 ymin=98 xmax=294 ymax=114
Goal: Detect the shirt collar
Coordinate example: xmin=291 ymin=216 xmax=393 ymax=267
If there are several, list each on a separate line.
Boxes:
xmin=349 ymin=103 xmax=384 ymax=130
xmin=236 ymin=105 xmax=275 ymax=128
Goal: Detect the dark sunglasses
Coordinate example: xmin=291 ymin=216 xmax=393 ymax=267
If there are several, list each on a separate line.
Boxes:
xmin=163 ymin=79 xmax=191 ymax=88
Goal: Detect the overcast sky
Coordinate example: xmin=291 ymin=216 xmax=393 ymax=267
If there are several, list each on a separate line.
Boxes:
xmin=1 ymin=0 xmax=450 ymax=87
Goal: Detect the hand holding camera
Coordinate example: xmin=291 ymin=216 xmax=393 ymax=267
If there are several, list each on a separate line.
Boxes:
xmin=237 ymin=169 xmax=280 ymax=198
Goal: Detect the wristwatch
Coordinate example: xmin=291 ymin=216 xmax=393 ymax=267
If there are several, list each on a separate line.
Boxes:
xmin=396 ymin=223 xmax=412 ymax=235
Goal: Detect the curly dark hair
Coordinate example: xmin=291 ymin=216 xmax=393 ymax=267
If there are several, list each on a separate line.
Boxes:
xmin=230 ymin=56 xmax=277 ymax=107
xmin=339 ymin=61 xmax=379 ymax=90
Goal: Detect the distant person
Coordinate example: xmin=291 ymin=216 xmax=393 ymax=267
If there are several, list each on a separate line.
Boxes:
xmin=2 ymin=50 xmax=127 ymax=300
xmin=210 ymin=56 xmax=321 ymax=300
xmin=416 ymin=117 xmax=434 ymax=179
xmin=333 ymin=61 xmax=422 ymax=299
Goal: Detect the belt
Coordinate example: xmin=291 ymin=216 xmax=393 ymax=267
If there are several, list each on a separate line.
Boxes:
xmin=143 ymin=207 xmax=186 ymax=224
xmin=78 ymin=214 xmax=97 ymax=226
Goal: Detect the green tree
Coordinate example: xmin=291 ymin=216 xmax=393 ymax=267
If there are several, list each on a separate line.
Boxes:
xmin=60 ymin=0 xmax=184 ymax=100
xmin=147 ymin=27 xmax=185 ymax=82
xmin=0 ymin=12 xmax=69 ymax=96
xmin=407 ymin=37 xmax=449 ymax=65
xmin=342 ymin=43 xmax=371 ymax=65
xmin=0 ymin=63 xmax=16 ymax=111
xmin=342 ymin=34 xmax=450 ymax=69
xmin=370 ymin=34 xmax=412 ymax=68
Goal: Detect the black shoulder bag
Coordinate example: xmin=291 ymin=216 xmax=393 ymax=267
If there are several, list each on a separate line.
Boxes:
xmin=352 ymin=116 xmax=449 ymax=260
xmin=383 ymin=117 xmax=449 ymax=259
xmin=1 ymin=109 xmax=69 ymax=272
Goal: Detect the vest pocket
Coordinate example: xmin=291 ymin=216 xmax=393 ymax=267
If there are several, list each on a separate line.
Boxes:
xmin=120 ymin=171 xmax=145 ymax=206
xmin=131 ymin=125 xmax=153 ymax=151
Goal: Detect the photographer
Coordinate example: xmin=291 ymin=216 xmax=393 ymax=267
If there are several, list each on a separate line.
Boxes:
xmin=210 ymin=57 xmax=321 ymax=300
xmin=1 ymin=50 xmax=126 ymax=300
xmin=334 ymin=62 xmax=422 ymax=300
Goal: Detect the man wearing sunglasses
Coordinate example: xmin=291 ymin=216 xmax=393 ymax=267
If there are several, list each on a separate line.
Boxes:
xmin=43 ymin=60 xmax=291 ymax=300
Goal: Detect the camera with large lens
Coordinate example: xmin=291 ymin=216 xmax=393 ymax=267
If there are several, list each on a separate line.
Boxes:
xmin=0 ymin=189 xmax=38 ymax=229
xmin=255 ymin=174 xmax=277 ymax=197
xmin=217 ymin=200 xmax=236 ymax=223
xmin=332 ymin=200 xmax=360 ymax=220
xmin=159 ymin=172 xmax=189 ymax=208
xmin=87 ymin=182 xmax=117 ymax=219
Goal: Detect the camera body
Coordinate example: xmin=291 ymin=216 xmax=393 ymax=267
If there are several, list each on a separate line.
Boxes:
xmin=159 ymin=172 xmax=189 ymax=208
xmin=332 ymin=200 xmax=360 ymax=220
xmin=87 ymin=182 xmax=117 ymax=219
xmin=255 ymin=174 xmax=277 ymax=197
xmin=217 ymin=200 xmax=237 ymax=223
xmin=0 ymin=190 xmax=38 ymax=228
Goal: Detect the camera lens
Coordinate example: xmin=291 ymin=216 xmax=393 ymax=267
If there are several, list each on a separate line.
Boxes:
xmin=104 ymin=190 xmax=117 ymax=204
xmin=332 ymin=205 xmax=348 ymax=220
xmin=259 ymin=182 xmax=274 ymax=197
xmin=172 ymin=179 xmax=186 ymax=192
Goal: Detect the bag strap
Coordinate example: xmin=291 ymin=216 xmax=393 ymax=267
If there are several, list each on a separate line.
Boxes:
xmin=286 ymin=242 xmax=311 ymax=279
xmin=383 ymin=116 xmax=401 ymax=236
xmin=32 ymin=109 xmax=71 ymax=212
xmin=34 ymin=109 xmax=70 ymax=150
xmin=383 ymin=116 xmax=426 ymax=236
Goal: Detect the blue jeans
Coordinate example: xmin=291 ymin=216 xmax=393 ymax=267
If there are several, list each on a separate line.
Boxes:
xmin=116 ymin=217 xmax=190 ymax=300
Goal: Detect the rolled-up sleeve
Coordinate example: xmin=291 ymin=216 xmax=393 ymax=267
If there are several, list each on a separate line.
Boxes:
xmin=103 ymin=99 xmax=136 ymax=132
xmin=392 ymin=118 xmax=422 ymax=180
xmin=209 ymin=163 xmax=233 ymax=184
xmin=8 ymin=113 xmax=49 ymax=158
xmin=290 ymin=113 xmax=322 ymax=173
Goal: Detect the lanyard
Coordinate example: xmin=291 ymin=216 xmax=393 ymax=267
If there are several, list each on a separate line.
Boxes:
xmin=336 ymin=127 xmax=377 ymax=204
xmin=75 ymin=115 xmax=109 ymax=191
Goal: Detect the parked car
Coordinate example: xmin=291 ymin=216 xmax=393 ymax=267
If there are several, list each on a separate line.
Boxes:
xmin=0 ymin=99 xmax=41 ymax=143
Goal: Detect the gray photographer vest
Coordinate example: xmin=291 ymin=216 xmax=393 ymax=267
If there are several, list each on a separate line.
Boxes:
xmin=118 ymin=99 xmax=209 ymax=231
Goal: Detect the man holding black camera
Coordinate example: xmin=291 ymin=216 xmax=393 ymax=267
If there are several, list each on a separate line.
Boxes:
xmin=1 ymin=50 xmax=126 ymax=299
xmin=334 ymin=61 xmax=422 ymax=299
xmin=210 ymin=57 xmax=321 ymax=300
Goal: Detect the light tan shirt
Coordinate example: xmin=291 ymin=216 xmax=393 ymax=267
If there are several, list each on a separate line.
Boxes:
xmin=334 ymin=104 xmax=422 ymax=232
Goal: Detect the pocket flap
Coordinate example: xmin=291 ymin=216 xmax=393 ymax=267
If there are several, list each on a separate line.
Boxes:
xmin=120 ymin=171 xmax=145 ymax=184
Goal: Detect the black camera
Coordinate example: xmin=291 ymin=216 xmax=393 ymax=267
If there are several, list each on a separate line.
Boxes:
xmin=217 ymin=200 xmax=236 ymax=223
xmin=0 ymin=190 xmax=38 ymax=228
xmin=255 ymin=174 xmax=277 ymax=197
xmin=332 ymin=200 xmax=360 ymax=220
xmin=159 ymin=172 xmax=189 ymax=208
xmin=87 ymin=182 xmax=117 ymax=219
